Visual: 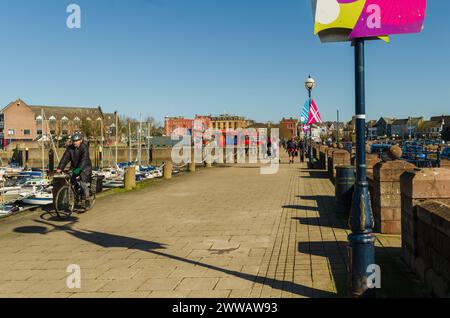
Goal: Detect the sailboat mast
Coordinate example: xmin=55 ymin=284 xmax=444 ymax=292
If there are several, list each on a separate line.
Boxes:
xmin=115 ymin=111 xmax=118 ymax=167
xmin=147 ymin=121 xmax=150 ymax=165
xmin=128 ymin=122 xmax=131 ymax=163
xmin=100 ymin=118 xmax=104 ymax=170
xmin=139 ymin=113 xmax=142 ymax=167
xmin=41 ymin=109 xmax=45 ymax=176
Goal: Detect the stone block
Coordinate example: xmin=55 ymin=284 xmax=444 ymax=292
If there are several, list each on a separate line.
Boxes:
xmin=401 ymin=168 xmax=450 ymax=199
xmin=373 ymin=160 xmax=416 ymax=182
xmin=380 ymin=221 xmax=401 ymax=235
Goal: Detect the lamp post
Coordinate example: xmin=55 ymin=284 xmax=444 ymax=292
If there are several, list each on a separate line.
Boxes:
xmin=305 ymin=75 xmax=315 ymax=168
xmin=348 ymin=38 xmax=375 ymax=298
xmin=408 ymin=116 xmax=412 ymax=140
xmin=337 ymin=109 xmax=340 ymax=144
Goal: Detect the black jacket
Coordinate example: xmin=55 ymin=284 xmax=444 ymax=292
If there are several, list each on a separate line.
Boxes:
xmin=58 ymin=142 xmax=92 ymax=173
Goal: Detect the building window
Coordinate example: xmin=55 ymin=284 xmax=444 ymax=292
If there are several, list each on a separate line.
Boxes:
xmin=37 ymin=130 xmax=42 ymax=135
xmin=24 ymin=129 xmax=31 ymax=135
xmin=8 ymin=129 xmax=15 ymax=135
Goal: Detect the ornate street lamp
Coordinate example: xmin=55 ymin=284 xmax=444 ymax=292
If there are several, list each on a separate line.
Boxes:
xmin=305 ymin=75 xmax=315 ymax=168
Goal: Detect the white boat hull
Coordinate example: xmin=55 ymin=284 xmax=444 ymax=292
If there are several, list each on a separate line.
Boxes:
xmin=21 ymin=197 xmax=53 ymax=206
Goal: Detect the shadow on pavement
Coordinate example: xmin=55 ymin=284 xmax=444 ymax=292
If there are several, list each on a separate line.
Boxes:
xmin=13 ymin=219 xmax=336 ymax=298
xmin=298 ymin=240 xmax=430 ymax=298
xmin=298 ymin=168 xmax=329 ymax=178
xmin=283 ymin=205 xmax=319 ymax=212
xmin=292 ymin=217 xmax=348 ymax=231
xmin=296 ymin=195 xmax=349 ymax=230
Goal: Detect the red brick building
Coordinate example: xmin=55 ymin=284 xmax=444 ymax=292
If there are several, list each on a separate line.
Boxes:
xmin=280 ymin=117 xmax=299 ymax=139
xmin=164 ymin=116 xmax=193 ymax=136
xmin=0 ymin=99 xmax=116 ymax=149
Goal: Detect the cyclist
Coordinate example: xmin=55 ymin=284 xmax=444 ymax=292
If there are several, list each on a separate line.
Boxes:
xmin=56 ymin=132 xmax=92 ymax=203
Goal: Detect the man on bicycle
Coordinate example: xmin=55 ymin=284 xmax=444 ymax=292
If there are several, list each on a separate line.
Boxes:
xmin=56 ymin=132 xmax=92 ymax=202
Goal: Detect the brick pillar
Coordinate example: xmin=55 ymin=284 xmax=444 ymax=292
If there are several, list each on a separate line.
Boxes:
xmin=319 ymin=146 xmax=328 ymax=170
xmin=331 ymin=149 xmax=350 ymax=181
xmin=371 ymin=160 xmax=416 ymax=234
xmin=366 ymin=153 xmax=381 ymax=180
xmin=400 ymin=168 xmax=450 ymax=267
xmin=327 ymin=147 xmax=336 ymax=179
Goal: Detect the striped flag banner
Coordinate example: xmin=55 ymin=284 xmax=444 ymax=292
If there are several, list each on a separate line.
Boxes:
xmin=301 ymin=98 xmax=310 ymax=124
xmin=308 ymin=99 xmax=322 ymax=125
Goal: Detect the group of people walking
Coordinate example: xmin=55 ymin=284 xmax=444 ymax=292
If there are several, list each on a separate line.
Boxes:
xmin=283 ymin=138 xmax=307 ymax=164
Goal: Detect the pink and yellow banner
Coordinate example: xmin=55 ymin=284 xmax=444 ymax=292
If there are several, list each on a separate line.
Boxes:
xmin=312 ymin=0 xmax=427 ymax=42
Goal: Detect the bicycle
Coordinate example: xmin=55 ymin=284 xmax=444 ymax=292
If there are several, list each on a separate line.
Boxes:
xmin=54 ymin=171 xmax=97 ymax=219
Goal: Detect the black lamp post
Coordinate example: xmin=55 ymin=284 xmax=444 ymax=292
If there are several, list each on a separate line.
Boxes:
xmin=348 ymin=38 xmax=375 ymax=298
xmin=305 ymin=75 xmax=315 ymax=168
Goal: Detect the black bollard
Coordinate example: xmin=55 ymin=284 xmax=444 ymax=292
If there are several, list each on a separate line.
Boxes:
xmin=335 ymin=165 xmax=355 ymax=214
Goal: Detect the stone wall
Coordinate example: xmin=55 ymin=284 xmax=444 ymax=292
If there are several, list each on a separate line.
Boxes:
xmin=1 ymin=147 xmax=173 ymax=169
xmin=400 ymin=168 xmax=450 ymax=297
xmin=371 ymin=160 xmax=415 ymax=234
xmin=409 ymin=200 xmax=450 ymax=297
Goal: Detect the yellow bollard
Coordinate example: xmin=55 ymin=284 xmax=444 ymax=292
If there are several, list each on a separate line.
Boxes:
xmin=163 ymin=161 xmax=173 ymax=180
xmin=189 ymin=149 xmax=196 ymax=172
xmin=124 ymin=166 xmax=136 ymax=190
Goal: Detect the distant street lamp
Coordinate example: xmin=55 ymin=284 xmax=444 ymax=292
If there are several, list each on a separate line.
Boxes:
xmin=305 ymin=75 xmax=315 ymax=168
xmin=408 ymin=116 xmax=412 ymax=140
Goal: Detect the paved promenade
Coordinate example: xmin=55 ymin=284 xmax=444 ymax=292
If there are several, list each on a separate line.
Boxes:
xmin=0 ymin=156 xmax=424 ymax=298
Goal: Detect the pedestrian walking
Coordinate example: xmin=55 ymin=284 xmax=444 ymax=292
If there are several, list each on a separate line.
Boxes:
xmin=298 ymin=139 xmax=305 ymax=163
xmin=286 ymin=138 xmax=297 ymax=164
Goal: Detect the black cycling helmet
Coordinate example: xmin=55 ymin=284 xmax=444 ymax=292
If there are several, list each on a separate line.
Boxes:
xmin=71 ymin=132 xmax=83 ymax=141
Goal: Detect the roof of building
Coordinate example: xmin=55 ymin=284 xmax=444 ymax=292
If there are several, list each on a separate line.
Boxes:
xmin=367 ymin=120 xmax=377 ymax=128
xmin=418 ymin=120 xmax=442 ymax=130
xmin=3 ymin=99 xmax=116 ymax=125
xmin=392 ymin=117 xmax=423 ymax=126
xmin=430 ymin=115 xmax=450 ymax=124
xmin=378 ymin=117 xmax=394 ymax=124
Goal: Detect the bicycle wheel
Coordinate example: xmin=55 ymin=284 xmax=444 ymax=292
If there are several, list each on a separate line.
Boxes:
xmin=55 ymin=186 xmax=75 ymax=219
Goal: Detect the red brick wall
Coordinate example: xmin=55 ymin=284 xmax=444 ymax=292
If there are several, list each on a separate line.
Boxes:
xmin=3 ymin=100 xmax=38 ymax=142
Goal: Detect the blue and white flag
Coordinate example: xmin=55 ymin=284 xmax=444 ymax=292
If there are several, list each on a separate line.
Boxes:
xmin=301 ymin=98 xmax=310 ymax=124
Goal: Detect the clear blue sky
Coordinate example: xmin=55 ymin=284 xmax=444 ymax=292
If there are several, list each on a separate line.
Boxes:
xmin=0 ymin=0 xmax=449 ymax=124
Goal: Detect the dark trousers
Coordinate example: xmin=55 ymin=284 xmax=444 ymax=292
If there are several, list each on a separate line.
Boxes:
xmin=71 ymin=171 xmax=92 ymax=198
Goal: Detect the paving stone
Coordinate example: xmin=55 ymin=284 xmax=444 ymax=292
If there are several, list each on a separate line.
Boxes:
xmin=100 ymin=279 xmax=147 ymax=292
xmin=138 ymin=278 xmax=182 ymax=291
xmin=175 ymin=278 xmax=219 ymax=291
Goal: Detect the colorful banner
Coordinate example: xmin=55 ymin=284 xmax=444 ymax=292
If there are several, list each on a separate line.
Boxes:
xmin=312 ymin=0 xmax=427 ymax=42
xmin=308 ymin=99 xmax=323 ymax=125
xmin=301 ymin=98 xmax=311 ymax=124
